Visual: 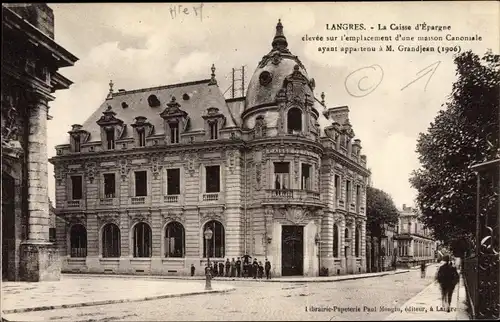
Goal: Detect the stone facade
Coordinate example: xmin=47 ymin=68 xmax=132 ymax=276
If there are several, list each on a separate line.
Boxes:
xmin=1 ymin=4 xmax=78 ymax=281
xmin=50 ymin=21 xmax=370 ymax=277
xmin=395 ymin=204 xmax=437 ymax=267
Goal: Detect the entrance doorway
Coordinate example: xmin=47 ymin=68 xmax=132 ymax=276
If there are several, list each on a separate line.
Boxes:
xmin=281 ymin=225 xmax=303 ymax=276
xmin=2 ymin=173 xmax=15 ymax=281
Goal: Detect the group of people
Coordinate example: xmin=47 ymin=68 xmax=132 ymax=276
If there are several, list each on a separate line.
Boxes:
xmin=206 ymin=255 xmax=272 ymax=279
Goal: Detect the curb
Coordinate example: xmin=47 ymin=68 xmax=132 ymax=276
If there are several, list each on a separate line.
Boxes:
xmin=1 ymin=287 xmax=235 ymax=315
xmin=64 ymin=269 xmax=410 ymax=283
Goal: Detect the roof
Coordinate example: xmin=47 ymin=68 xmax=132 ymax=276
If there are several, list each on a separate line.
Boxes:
xmin=77 ymin=79 xmax=234 ymax=143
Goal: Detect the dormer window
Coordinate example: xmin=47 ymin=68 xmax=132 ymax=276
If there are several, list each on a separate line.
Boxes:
xmin=73 ymin=136 xmax=81 ymax=152
xmin=138 ymin=129 xmax=146 ymax=147
xmin=170 ymin=122 xmax=179 ymax=144
xmin=147 ymin=95 xmax=161 ymax=107
xmin=68 ymin=124 xmax=90 ymax=153
xmin=209 ymin=122 xmax=218 ymax=140
xmin=106 ymin=128 xmax=115 ymax=150
xmin=287 ymin=108 xmax=302 ymax=134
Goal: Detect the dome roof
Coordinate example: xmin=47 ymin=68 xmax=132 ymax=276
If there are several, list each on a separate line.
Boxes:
xmin=245 ymin=20 xmax=310 ymax=110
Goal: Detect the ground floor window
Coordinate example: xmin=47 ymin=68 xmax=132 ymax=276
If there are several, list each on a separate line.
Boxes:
xmin=102 ymin=223 xmax=120 ymax=258
xmin=333 ymin=224 xmax=339 ymax=257
xmin=165 ymin=221 xmax=185 ymax=257
xmin=203 ymin=220 xmax=225 ymax=258
xmin=70 ymin=224 xmax=87 ymax=257
xmin=355 ymin=227 xmax=360 ymax=257
xmin=133 ymin=222 xmax=152 ymax=257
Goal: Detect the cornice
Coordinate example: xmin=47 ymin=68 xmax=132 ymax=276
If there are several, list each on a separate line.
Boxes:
xmin=325 ymin=148 xmax=370 ymax=177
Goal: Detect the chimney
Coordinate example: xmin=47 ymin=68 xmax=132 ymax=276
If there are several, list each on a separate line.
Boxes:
xmin=323 ymin=106 xmax=349 ymax=125
xmin=402 ymin=204 xmax=407 ymax=210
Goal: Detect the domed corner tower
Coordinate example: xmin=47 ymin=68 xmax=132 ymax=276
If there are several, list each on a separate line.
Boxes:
xmin=243 ymin=20 xmax=327 ymax=278
xmin=242 ymin=20 xmax=320 ymax=140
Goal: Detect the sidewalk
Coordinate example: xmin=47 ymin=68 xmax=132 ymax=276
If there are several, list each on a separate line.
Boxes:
xmin=1 ymin=276 xmax=235 ymax=315
xmin=66 ymin=268 xmax=410 ymax=283
xmin=385 ymin=270 xmax=469 ymax=320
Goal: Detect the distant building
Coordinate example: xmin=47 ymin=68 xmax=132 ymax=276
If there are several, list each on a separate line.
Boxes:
xmin=50 ymin=20 xmax=371 ymax=277
xmin=395 ymin=204 xmax=437 ymax=267
xmin=2 ymin=3 xmax=78 ymax=281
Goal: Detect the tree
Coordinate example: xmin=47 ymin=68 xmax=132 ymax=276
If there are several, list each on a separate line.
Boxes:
xmin=410 ymin=50 xmax=499 ymax=255
xmin=366 ymin=186 xmax=400 ymax=236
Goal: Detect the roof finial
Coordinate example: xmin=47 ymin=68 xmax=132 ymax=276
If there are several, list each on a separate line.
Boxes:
xmin=107 ymin=80 xmax=114 ymax=99
xmin=321 ymin=92 xmax=325 ymax=106
xmin=209 ymin=63 xmax=217 ymax=85
xmin=272 ymin=19 xmax=288 ymax=51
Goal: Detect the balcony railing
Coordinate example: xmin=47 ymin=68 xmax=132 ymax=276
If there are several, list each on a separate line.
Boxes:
xmin=264 ymin=189 xmax=321 ymax=203
xmin=67 ymin=200 xmax=81 ymax=208
xmin=203 ymin=193 xmax=219 ymax=202
xmin=131 ymin=196 xmax=146 ymax=205
xmin=164 ymin=195 xmax=179 ymax=203
xmin=100 ymin=198 xmax=114 ymax=206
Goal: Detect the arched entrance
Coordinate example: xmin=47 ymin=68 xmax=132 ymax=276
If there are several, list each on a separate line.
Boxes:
xmin=2 ymin=172 xmax=15 ymax=280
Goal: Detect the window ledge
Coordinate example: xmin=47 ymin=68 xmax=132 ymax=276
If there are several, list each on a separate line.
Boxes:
xmin=130 ymin=258 xmax=152 ymax=262
xmin=162 ymin=258 xmax=185 ymax=262
xmin=99 ymin=258 xmax=120 ymax=262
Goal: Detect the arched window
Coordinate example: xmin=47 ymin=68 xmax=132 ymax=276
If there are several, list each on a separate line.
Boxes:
xmin=333 ymin=224 xmax=339 ymax=257
xmin=133 ymin=222 xmax=152 ymax=258
xmin=165 ymin=221 xmax=185 ymax=257
xmin=287 ymin=108 xmax=302 ymax=134
xmin=70 ymin=224 xmax=87 ymax=257
xmin=407 ymin=222 xmax=411 ymax=233
xmin=345 ymin=228 xmax=349 ymax=239
xmin=203 ymin=220 xmax=225 ymax=258
xmin=355 ymin=227 xmax=360 ymax=257
xmin=102 ymin=223 xmax=120 ymax=258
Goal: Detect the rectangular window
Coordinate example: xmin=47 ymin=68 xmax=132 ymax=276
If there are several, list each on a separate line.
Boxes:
xmin=71 ymin=176 xmax=83 ymax=200
xmin=167 ymin=168 xmax=181 ymax=195
xmin=301 ymin=163 xmax=311 ymax=190
xmin=356 ymin=185 xmax=361 ymax=212
xmin=210 ymin=122 xmax=218 ymax=140
xmin=104 ymin=173 xmax=116 ymax=198
xmin=135 ymin=171 xmax=147 ymax=197
xmin=138 ymin=130 xmax=146 ymax=147
xmin=106 ymin=129 xmax=115 ymax=150
xmin=346 ymin=180 xmax=352 ymax=203
xmin=74 ymin=136 xmax=81 ymax=152
xmin=274 ymin=162 xmax=290 ymax=190
xmin=334 ymin=174 xmax=341 ymax=201
xmin=49 ymin=228 xmax=56 ymax=242
xmin=170 ymin=123 xmax=179 ymax=144
xmin=205 ymin=166 xmax=220 ymax=193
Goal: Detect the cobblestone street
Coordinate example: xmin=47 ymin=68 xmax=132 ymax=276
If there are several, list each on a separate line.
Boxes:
xmin=3 ymin=267 xmax=452 ymax=321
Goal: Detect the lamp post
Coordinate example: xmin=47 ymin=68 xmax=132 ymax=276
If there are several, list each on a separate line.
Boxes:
xmin=204 ymin=227 xmax=213 ymax=291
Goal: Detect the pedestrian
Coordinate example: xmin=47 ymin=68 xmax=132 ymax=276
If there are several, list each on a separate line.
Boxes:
xmin=218 ymin=261 xmax=224 ymax=277
xmin=436 ymin=255 xmax=460 ymax=312
xmin=258 ymin=261 xmax=264 ymax=279
xmin=265 ymin=258 xmax=271 ymax=279
xmin=190 ymin=264 xmax=195 ymax=277
xmin=236 ymin=257 xmax=242 ymax=277
xmin=225 ymin=258 xmax=231 ymax=277
xmin=420 ymin=262 xmax=426 ymax=278
xmin=252 ymin=259 xmax=259 ymax=279
xmin=213 ymin=261 xmax=218 ymax=277
xmin=230 ymin=258 xmax=236 ymax=277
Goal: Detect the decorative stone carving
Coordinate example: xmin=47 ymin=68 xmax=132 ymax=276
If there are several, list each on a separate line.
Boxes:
xmin=119 ymin=159 xmax=129 ymax=180
xmin=255 ymin=162 xmax=262 ymax=191
xmin=85 ymin=162 xmax=96 ymax=184
xmin=162 ymin=211 xmax=185 ymax=225
xmin=128 ymin=211 xmax=151 ymax=225
xmin=283 ymin=65 xmax=309 ymax=106
xmin=150 ymin=156 xmax=162 ymax=180
xmin=182 ymin=153 xmax=197 ymax=176
xmin=254 ymin=115 xmax=267 ymax=139
xmin=97 ymin=212 xmax=120 ymax=226
xmin=200 ymin=210 xmax=225 ymax=224
xmin=225 ymin=150 xmax=236 ymax=174
xmin=287 ymin=207 xmax=308 ymax=224
xmin=1 ymin=91 xmax=23 ymax=154
xmin=67 ymin=213 xmax=86 ymax=227
xmin=333 ymin=213 xmax=344 ymax=223
xmin=55 ymin=166 xmax=67 ymax=186
xmin=294 ymin=156 xmax=299 ymax=184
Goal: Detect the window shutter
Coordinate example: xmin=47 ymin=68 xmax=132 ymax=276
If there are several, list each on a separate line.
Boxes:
xmin=180 ymin=167 xmax=185 ymax=195
xmin=99 ymin=174 xmax=104 ymax=199
xmin=129 ymin=171 xmax=135 ymax=197
xmin=68 ymin=176 xmax=73 ymax=200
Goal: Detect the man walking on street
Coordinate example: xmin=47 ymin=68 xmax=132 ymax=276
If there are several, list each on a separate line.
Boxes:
xmin=436 ymin=255 xmax=460 ymax=312
xmin=265 ymin=258 xmax=271 ymax=279
xmin=420 ymin=262 xmax=426 ymax=278
xmin=236 ymin=257 xmax=242 ymax=277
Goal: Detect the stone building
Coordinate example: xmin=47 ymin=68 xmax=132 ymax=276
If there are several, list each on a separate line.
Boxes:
xmin=395 ymin=204 xmax=437 ymax=267
xmin=2 ymin=3 xmax=78 ymax=281
xmin=50 ymin=20 xmax=370 ymax=277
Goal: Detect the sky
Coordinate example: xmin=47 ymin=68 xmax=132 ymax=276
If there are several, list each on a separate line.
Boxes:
xmin=46 ymin=2 xmax=499 ymax=209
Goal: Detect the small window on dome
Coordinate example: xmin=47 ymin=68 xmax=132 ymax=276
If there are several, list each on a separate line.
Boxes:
xmin=182 ymin=93 xmax=190 ymax=100
xmin=147 ymin=95 xmax=160 ymax=107
xmin=259 ymin=71 xmax=272 ymax=86
xmin=121 ymin=102 xmax=128 ymax=109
